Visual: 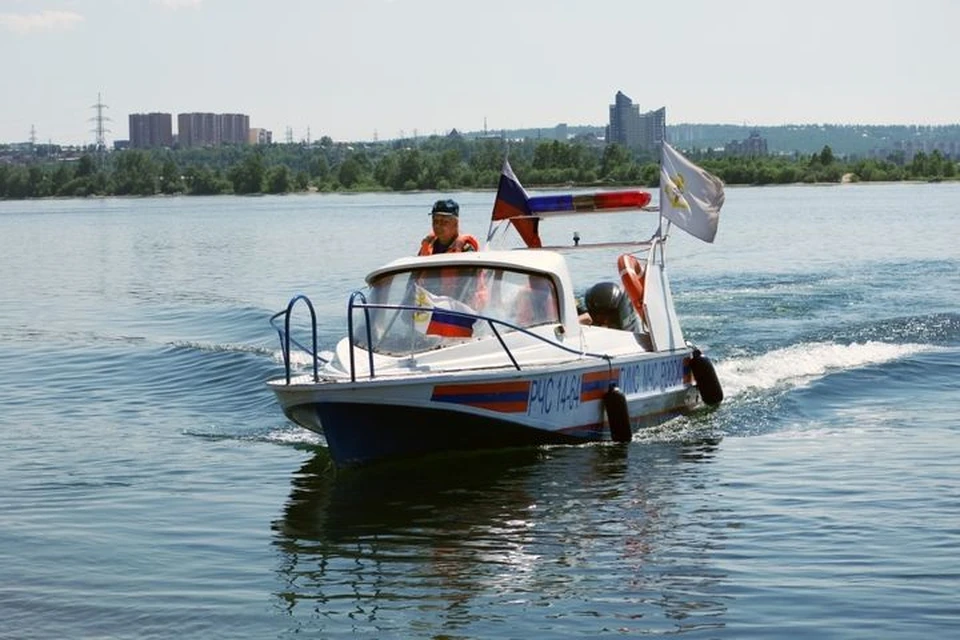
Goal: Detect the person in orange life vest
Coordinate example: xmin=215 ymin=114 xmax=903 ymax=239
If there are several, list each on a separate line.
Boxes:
xmin=417 ymin=199 xmax=486 ymax=308
xmin=418 ymin=199 xmax=479 ymax=256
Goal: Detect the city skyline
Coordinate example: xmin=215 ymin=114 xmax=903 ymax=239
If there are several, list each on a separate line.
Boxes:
xmin=2 ymin=0 xmax=958 ymax=146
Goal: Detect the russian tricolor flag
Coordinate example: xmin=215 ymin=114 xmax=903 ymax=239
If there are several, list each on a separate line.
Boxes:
xmin=491 ymin=159 xmax=541 ymax=248
xmin=413 ymin=286 xmax=478 ymax=338
xmin=425 ymin=309 xmax=476 ymax=337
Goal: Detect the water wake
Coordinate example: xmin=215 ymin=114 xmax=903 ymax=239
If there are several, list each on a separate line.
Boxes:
xmin=169 ymin=339 xmax=275 ymax=358
xmin=715 ymin=340 xmax=937 ymax=398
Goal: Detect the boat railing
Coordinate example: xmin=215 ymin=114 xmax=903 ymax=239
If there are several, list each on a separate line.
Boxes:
xmin=268 ymin=294 xmax=322 ymax=385
xmin=346 ymin=290 xmax=374 ymax=381
xmin=270 ymin=293 xmax=618 ymax=385
xmin=346 ymin=298 xmax=621 ymax=382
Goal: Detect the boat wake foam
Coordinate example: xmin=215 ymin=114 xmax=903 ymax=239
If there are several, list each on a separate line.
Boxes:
xmin=715 ymin=340 xmax=937 ymax=398
xmin=263 ymin=426 xmax=325 ymax=446
xmin=184 ymin=425 xmax=325 ymax=447
xmin=169 ymin=340 xmax=276 ymax=357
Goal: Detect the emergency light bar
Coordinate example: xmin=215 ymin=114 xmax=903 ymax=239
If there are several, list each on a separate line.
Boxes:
xmin=527 ymin=190 xmax=652 ymax=216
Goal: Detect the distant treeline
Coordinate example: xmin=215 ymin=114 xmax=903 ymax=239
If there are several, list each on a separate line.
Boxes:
xmin=669 ymin=123 xmax=960 ymax=157
xmin=1 ymin=136 xmax=956 ymax=200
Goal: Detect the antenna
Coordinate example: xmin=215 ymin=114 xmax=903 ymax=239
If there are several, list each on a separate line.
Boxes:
xmin=29 ymin=124 xmax=37 ymax=148
xmin=89 ymin=92 xmax=111 ymax=153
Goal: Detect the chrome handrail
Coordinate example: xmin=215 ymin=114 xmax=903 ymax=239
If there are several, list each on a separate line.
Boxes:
xmin=346 ymin=291 xmax=374 ymax=383
xmin=269 ymin=294 xmax=320 ymax=385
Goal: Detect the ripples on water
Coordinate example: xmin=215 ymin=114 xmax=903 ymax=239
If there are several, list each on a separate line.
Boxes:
xmin=1 ymin=186 xmax=958 ymax=638
xmin=274 ymin=442 xmax=735 ymax=637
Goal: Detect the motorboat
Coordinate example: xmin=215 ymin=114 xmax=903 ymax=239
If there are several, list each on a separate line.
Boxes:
xmin=268 ymin=143 xmax=725 ymax=466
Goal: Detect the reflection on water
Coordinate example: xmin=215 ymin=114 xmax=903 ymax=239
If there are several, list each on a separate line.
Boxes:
xmin=271 ymin=439 xmax=732 ymax=636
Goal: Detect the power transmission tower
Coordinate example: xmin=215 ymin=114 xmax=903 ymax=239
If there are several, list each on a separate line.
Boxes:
xmin=89 ymin=92 xmax=111 ymax=157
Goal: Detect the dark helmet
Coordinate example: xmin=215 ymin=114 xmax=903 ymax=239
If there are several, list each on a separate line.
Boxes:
xmin=585 ymin=282 xmax=624 ymax=328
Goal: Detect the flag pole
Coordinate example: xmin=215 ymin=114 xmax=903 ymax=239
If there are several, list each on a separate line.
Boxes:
xmin=657 ymin=140 xmax=666 ymax=240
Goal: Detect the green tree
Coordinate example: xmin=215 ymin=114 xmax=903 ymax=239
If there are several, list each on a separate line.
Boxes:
xmin=293 ymin=171 xmax=309 ymax=191
xmin=819 ymin=145 xmax=834 ymax=165
xmin=943 ymin=159 xmax=957 ymax=178
xmin=373 ymin=153 xmax=399 ymax=189
xmin=27 ymin=165 xmax=52 ymax=197
xmin=907 ymin=151 xmax=927 ymax=178
xmin=50 ymin=162 xmax=75 ymax=195
xmin=337 ymin=154 xmax=368 ymax=189
xmin=184 ymin=165 xmax=228 ymax=195
xmin=927 ymin=150 xmax=945 ymax=177
xmin=76 ymin=154 xmax=96 ymax=178
xmin=228 ymin=152 xmax=265 ymax=194
xmin=312 ymin=153 xmax=330 ymax=180
xmin=4 ymin=166 xmax=30 ymax=198
xmin=600 ymin=144 xmax=631 ymax=178
xmin=265 ymin=165 xmax=291 ymax=194
xmin=111 ymin=150 xmax=158 ymax=195
xmin=395 ymin=149 xmax=424 ymax=190
xmin=159 ymin=159 xmax=184 ymax=194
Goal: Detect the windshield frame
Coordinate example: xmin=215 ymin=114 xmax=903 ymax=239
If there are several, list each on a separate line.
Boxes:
xmin=352 ymin=264 xmax=561 ymax=356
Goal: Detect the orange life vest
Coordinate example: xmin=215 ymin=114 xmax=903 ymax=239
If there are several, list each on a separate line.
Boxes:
xmin=418 ymin=234 xmax=479 ymax=256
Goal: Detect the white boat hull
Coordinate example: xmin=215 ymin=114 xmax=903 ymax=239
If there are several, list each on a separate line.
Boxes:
xmin=269 ymin=349 xmax=701 ymax=466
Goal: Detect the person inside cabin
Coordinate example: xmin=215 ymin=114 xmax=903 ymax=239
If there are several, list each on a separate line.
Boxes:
xmin=580 ymin=281 xmax=629 ymax=329
xmin=516 ymin=274 xmax=560 ymax=327
xmin=418 ymin=199 xmax=480 ymax=256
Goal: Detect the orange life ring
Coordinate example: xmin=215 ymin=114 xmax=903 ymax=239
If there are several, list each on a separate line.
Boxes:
xmin=617 ymin=253 xmax=645 ymax=317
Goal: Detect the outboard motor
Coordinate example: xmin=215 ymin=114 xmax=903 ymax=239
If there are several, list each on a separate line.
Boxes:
xmin=585 ymin=282 xmax=626 ymax=329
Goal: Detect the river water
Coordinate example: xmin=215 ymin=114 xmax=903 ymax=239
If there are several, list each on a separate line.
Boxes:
xmin=1 ymin=183 xmax=958 ymax=638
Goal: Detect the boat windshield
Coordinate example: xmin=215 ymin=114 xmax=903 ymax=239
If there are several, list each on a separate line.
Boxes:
xmin=352 ymin=265 xmax=561 ymax=356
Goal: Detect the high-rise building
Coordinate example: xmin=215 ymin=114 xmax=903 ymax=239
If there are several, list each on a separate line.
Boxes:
xmin=726 ymin=130 xmax=768 ymax=157
xmin=639 ymin=106 xmax=666 ymax=151
xmin=249 ymin=127 xmax=273 ymax=145
xmin=128 ymin=113 xmax=173 ymax=149
xmin=177 ymin=112 xmax=250 ymax=147
xmin=606 ymin=92 xmax=666 ymax=152
xmin=219 ymin=113 xmax=250 ymax=145
xmin=178 ymin=113 xmax=217 ymax=147
xmin=606 ymin=91 xmax=641 ymax=148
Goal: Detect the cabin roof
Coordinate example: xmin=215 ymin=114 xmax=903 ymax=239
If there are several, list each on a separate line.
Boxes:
xmin=365 ymin=250 xmax=569 ymax=284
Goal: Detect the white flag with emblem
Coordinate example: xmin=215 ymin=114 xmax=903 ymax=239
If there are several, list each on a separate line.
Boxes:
xmin=660 ymin=142 xmax=725 ymax=243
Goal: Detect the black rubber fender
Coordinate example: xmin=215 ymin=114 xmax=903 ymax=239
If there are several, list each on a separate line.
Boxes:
xmin=604 ymin=384 xmax=632 ymax=443
xmin=690 ymin=349 xmax=723 ymax=406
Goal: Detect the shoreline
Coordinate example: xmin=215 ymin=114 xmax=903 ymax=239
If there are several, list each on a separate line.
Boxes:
xmin=1 ymin=178 xmax=953 ymax=203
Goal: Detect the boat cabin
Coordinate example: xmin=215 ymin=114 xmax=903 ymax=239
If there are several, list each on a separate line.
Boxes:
xmin=355 ymin=251 xmax=590 ymax=354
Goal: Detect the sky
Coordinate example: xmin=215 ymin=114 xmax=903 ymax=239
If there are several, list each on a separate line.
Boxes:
xmin=2 ymin=0 xmax=958 ymax=146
